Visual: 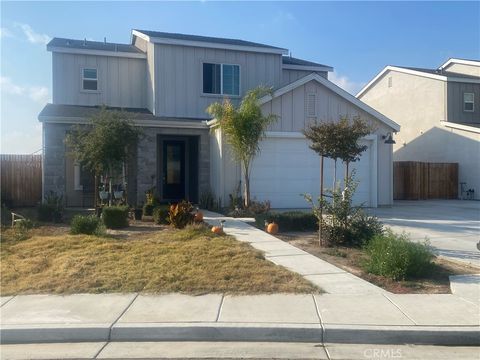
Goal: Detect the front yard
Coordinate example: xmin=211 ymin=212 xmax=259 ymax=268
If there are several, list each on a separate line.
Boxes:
xmin=1 ymin=223 xmax=318 ymax=295
xmin=277 ymin=231 xmax=479 ymax=294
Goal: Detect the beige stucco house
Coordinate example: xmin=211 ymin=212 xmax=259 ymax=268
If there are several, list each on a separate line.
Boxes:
xmin=357 ymin=58 xmax=480 ymax=200
xmin=39 ymin=30 xmax=399 ymax=208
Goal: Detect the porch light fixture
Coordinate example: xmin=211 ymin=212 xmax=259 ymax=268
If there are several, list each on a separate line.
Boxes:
xmin=383 ymin=132 xmax=396 ymax=144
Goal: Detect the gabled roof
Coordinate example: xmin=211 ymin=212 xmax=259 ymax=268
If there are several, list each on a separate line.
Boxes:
xmin=439 ymin=58 xmax=480 ymax=70
xmin=132 ymin=29 xmax=288 ymax=55
xmin=356 ymin=65 xmax=480 ymax=98
xmin=47 ymin=37 xmax=146 ymax=59
xmin=259 ymin=73 xmax=400 ymax=132
xmin=282 ymin=56 xmax=333 ymax=72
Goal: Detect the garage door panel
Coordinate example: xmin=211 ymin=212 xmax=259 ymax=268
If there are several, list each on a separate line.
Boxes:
xmin=250 ymin=137 xmax=374 ymax=208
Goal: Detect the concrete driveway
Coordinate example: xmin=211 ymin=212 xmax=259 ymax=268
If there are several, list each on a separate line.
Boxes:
xmin=368 ymin=200 xmax=480 ymax=268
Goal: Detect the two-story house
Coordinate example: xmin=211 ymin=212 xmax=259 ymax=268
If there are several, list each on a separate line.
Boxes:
xmin=38 ymin=30 xmax=399 ymax=208
xmin=357 ymin=58 xmax=480 ymax=200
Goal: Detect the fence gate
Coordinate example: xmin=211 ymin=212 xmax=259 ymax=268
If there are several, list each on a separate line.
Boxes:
xmin=1 ymin=154 xmax=42 ymax=207
xmin=394 ymin=161 xmax=458 ymax=200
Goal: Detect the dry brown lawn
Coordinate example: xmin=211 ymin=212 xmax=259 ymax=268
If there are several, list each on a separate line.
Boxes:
xmin=1 ymin=223 xmax=318 ymax=295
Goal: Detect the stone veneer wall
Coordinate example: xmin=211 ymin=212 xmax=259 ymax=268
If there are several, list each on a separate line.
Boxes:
xmin=43 ymin=122 xmax=211 ymax=206
xmin=43 ymin=123 xmax=68 ymax=200
xmin=136 ymin=126 xmax=210 ymax=205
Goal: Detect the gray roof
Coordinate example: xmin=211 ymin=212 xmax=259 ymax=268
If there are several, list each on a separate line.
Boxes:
xmin=47 ymin=38 xmax=144 ymax=54
xmin=397 ymin=66 xmax=480 ymax=80
xmin=38 ymin=104 xmax=209 ymax=122
xmin=282 ymin=56 xmax=332 ymax=69
xmin=134 ymin=30 xmax=286 ymax=50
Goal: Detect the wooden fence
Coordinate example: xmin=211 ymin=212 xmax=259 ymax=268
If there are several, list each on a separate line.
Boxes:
xmin=1 ymin=154 xmax=42 ymax=207
xmin=394 ymin=161 xmax=458 ymax=200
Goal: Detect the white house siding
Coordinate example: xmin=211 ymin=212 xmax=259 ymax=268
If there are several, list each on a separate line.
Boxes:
xmin=444 ymin=63 xmax=480 ymax=77
xmin=146 ymin=42 xmax=156 ymax=114
xmin=211 ymin=79 xmax=394 ymax=207
xmin=52 ymin=53 xmax=147 ymax=108
xmin=153 ymin=44 xmax=284 ymax=118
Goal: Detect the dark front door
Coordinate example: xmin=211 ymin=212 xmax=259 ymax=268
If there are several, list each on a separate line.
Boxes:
xmin=162 ymin=140 xmax=185 ymax=200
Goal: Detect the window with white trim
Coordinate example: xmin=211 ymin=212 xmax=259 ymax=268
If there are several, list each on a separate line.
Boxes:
xmin=463 ymin=93 xmax=474 ymax=112
xmin=82 ymin=68 xmax=98 ymax=91
xmin=203 ymin=63 xmax=239 ymax=96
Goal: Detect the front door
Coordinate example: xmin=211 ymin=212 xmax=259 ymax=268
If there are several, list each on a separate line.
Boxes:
xmin=162 ymin=140 xmax=185 ymax=201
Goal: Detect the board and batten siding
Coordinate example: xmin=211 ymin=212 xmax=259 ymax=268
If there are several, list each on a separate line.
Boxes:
xmin=281 ymin=69 xmax=327 ymax=86
xmin=154 ymin=44 xmax=284 ymax=118
xmin=260 ymin=80 xmax=394 ymax=206
xmin=447 ymin=82 xmax=480 ymax=124
xmin=52 ymin=52 xmax=147 ymax=108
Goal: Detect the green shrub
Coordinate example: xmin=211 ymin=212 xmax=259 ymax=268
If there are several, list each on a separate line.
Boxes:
xmin=257 ymin=211 xmax=318 ymax=232
xmin=143 ymin=203 xmax=155 ymax=216
xmin=364 ymin=231 xmax=434 ymax=280
xmin=102 ymin=206 xmax=129 ymax=229
xmin=349 ymin=213 xmax=383 ymax=246
xmin=12 ymin=218 xmax=34 ymax=241
xmin=37 ymin=191 xmax=64 ymax=223
xmin=153 ymin=205 xmax=169 ymax=225
xmin=168 ymin=200 xmax=194 ymax=229
xmin=70 ymin=215 xmax=105 ymax=235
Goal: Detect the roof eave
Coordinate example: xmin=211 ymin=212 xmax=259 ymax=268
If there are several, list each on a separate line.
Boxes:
xmin=132 ymin=30 xmax=288 ymax=55
xmin=283 ymin=64 xmax=334 ymax=72
xmin=47 ymin=45 xmax=147 ymax=59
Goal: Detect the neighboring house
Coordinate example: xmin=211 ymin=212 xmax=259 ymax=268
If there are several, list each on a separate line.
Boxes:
xmin=38 ymin=30 xmax=399 ymax=208
xmin=357 ymin=58 xmax=480 ymax=200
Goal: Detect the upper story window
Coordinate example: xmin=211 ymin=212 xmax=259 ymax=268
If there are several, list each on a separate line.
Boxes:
xmin=203 ymin=63 xmax=239 ymax=96
xmin=82 ymin=68 xmax=98 ymax=91
xmin=463 ymin=93 xmax=474 ymax=112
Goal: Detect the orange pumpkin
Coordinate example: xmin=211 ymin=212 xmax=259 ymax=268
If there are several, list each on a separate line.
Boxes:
xmin=194 ymin=211 xmax=204 ymax=222
xmin=267 ymin=222 xmax=279 ymax=234
xmin=211 ymin=226 xmax=223 ymax=235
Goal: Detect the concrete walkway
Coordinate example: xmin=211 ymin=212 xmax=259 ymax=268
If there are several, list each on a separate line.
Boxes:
xmin=368 ymin=200 xmax=480 ymax=268
xmin=1 ymin=211 xmax=479 ymax=346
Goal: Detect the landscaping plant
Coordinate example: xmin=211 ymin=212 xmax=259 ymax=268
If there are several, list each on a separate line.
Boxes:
xmin=207 ymin=86 xmax=278 ymax=208
xmin=70 ymin=215 xmax=105 ymax=236
xmin=168 ymin=200 xmax=194 ymax=229
xmin=11 ymin=218 xmax=34 ymax=241
xmin=364 ymin=230 xmax=434 ymax=280
xmin=303 ymin=116 xmax=372 ymax=245
xmin=65 ymin=107 xmax=141 ymax=206
xmin=153 ymin=205 xmax=170 ymax=225
xmin=37 ymin=191 xmax=64 ymax=223
xmin=102 ymin=206 xmax=130 ymax=229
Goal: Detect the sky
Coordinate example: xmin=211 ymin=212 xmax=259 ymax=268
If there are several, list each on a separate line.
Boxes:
xmin=1 ymin=1 xmax=479 ymax=154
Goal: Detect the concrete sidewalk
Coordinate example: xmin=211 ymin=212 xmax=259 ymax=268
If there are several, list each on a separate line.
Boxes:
xmin=1 ymin=292 xmax=479 ymax=345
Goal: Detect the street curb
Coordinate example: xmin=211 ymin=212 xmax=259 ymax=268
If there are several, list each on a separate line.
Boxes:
xmin=2 ymin=323 xmax=479 ymax=345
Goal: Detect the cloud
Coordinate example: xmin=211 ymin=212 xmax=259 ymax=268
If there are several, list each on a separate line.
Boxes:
xmin=328 ymin=72 xmax=366 ymax=95
xmin=0 ymin=27 xmax=14 ymax=38
xmin=272 ymin=10 xmax=296 ymax=24
xmin=1 ymin=76 xmax=50 ymax=104
xmin=15 ymin=23 xmax=51 ymax=45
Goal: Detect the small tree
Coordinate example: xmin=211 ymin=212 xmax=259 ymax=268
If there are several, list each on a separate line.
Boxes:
xmin=207 ymin=86 xmax=277 ymax=208
xmin=65 ymin=107 xmax=141 ymax=206
xmin=303 ymin=116 xmax=372 ymax=245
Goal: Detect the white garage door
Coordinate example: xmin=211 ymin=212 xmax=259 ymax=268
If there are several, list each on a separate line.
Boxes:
xmin=249 ymin=135 xmax=376 ymax=208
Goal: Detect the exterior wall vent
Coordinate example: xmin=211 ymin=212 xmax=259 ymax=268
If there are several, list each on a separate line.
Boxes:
xmin=307 ymin=93 xmax=316 ymax=116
